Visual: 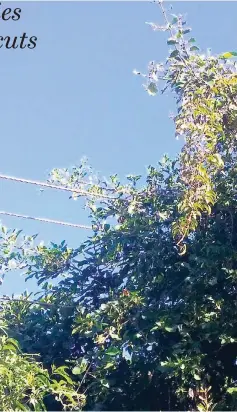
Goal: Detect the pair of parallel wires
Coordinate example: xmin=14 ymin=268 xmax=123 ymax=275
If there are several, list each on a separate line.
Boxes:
xmin=0 ymin=172 xmax=123 ymax=307
xmin=0 ymin=173 xmax=122 ymax=231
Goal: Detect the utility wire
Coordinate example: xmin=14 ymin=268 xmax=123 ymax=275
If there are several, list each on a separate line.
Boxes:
xmin=0 ymin=211 xmax=92 ymax=230
xmin=0 ymin=173 xmax=117 ymax=200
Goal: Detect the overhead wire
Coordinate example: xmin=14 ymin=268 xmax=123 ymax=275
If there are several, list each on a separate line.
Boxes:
xmin=0 ymin=211 xmax=92 ymax=230
xmin=0 ymin=172 xmax=131 ymax=229
xmin=0 ymin=172 xmax=120 ymax=229
xmin=0 ymin=173 xmax=119 ymax=200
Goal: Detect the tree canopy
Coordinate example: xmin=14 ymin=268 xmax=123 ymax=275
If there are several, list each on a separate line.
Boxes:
xmin=1 ymin=2 xmax=237 ymax=410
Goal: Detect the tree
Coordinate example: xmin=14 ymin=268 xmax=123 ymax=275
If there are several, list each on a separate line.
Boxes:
xmin=0 ymin=319 xmax=85 ymax=410
xmin=1 ymin=2 xmax=237 ymax=410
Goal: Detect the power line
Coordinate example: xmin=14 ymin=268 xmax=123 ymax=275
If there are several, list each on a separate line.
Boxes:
xmin=0 ymin=173 xmax=117 ymax=201
xmin=0 ymin=211 xmax=92 ymax=230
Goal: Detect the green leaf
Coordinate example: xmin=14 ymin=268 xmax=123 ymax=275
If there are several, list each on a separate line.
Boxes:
xmin=188 ymin=37 xmax=196 ymax=43
xmin=53 ymin=366 xmax=74 ymax=385
xmin=212 ymin=153 xmax=224 ymax=167
xmin=105 ymin=347 xmax=120 ymax=356
xmin=220 ymin=51 xmax=237 ymax=59
xmin=100 ymin=379 xmax=110 ymax=388
xmin=36 ymin=373 xmax=50 ymax=386
xmin=167 ymin=38 xmax=178 ymax=46
xmin=104 ymin=362 xmax=114 ymax=370
xmin=197 ymin=404 xmax=206 ymax=411
xmin=3 ymin=338 xmax=19 ymax=352
xmin=110 ymin=332 xmax=121 ymax=340
xmin=71 ymin=359 xmax=88 ymax=376
xmin=194 ymin=373 xmax=201 ymax=381
xmin=14 ymin=401 xmax=28 ymax=411
xmin=190 ymin=46 xmax=199 ymax=51
xmin=169 ymin=50 xmax=179 ymax=59
xmin=150 ymin=326 xmax=159 ymax=332
xmin=165 ymin=326 xmax=175 ymax=332
xmin=72 ymin=366 xmax=83 ymax=375
xmin=183 ymin=28 xmax=191 ymax=34
xmin=227 ymin=387 xmax=237 ymax=394
xmin=147 ymin=82 xmax=158 ymax=96
xmin=171 ymin=15 xmax=178 ymax=24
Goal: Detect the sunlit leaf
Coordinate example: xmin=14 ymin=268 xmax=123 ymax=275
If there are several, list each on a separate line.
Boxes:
xmin=220 ymin=51 xmax=237 ymax=59
xmin=105 ymin=347 xmax=120 ymax=356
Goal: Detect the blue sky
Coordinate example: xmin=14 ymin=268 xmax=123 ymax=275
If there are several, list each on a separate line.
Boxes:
xmin=1 ymin=1 xmax=237 ymax=294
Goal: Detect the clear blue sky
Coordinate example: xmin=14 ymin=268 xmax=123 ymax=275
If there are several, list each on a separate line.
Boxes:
xmin=0 ymin=1 xmax=237 ymax=294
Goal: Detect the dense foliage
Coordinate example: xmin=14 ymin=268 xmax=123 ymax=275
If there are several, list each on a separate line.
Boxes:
xmin=0 ymin=318 xmax=85 ymax=410
xmin=1 ymin=2 xmax=237 ymax=410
